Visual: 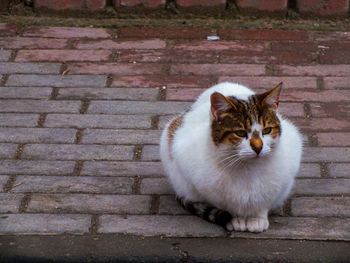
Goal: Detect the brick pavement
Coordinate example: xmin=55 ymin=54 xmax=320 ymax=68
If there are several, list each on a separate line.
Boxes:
xmin=0 ymin=24 xmax=349 ymax=241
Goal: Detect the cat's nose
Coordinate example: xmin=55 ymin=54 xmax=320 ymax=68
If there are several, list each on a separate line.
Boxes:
xmin=250 ymin=137 xmax=263 ymax=155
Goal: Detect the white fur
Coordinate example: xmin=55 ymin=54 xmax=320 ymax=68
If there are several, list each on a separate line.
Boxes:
xmin=160 ymin=82 xmax=303 ymax=232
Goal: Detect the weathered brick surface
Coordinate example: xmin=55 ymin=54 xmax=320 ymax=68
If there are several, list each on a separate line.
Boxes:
xmin=82 ymin=129 xmax=161 ymax=145
xmin=0 ymin=87 xmax=52 ymax=99
xmin=176 ymin=0 xmax=226 ymax=9
xmin=45 ymin=114 xmax=152 ymax=129
xmin=0 ymin=100 xmax=80 ymax=113
xmin=310 ymin=103 xmax=350 ymax=118
xmin=0 ymin=193 xmax=23 ymax=213
xmin=0 ymin=114 xmax=39 ymax=127
xmin=324 ymin=77 xmax=350 ymax=89
xmin=0 ymin=214 xmax=91 ymax=234
xmin=235 ymin=0 xmax=288 ymax=14
xmin=140 ymin=178 xmax=173 ymax=194
xmin=218 ymin=29 xmax=307 ymax=41
xmin=35 ymin=0 xmax=86 ymax=11
xmin=295 ymin=118 xmax=350 ymax=131
xmin=291 ymin=197 xmax=350 ymax=217
xmin=115 ymin=0 xmax=165 ymax=8
xmin=23 ymin=27 xmax=110 ymax=38
xmin=12 ymin=176 xmax=134 ymax=194
xmin=0 ymin=62 xmax=61 ymax=74
xmin=81 ymin=161 xmax=163 ymax=176
xmin=317 ymin=132 xmax=350 ymax=146
xmin=57 ymin=88 xmax=159 ymax=101
xmin=0 ymin=37 xmax=68 ymax=49
xmin=328 ymin=163 xmax=350 ymax=178
xmin=297 ymin=0 xmax=349 ymax=16
xmin=22 ymin=144 xmax=134 ymax=161
xmin=0 ymin=143 xmax=18 ymax=158
xmin=0 ymin=160 xmax=75 ymax=175
xmin=274 ymin=65 xmax=350 ymax=76
xmin=0 ymin=50 xmax=12 ymax=61
xmin=6 ymin=75 xmax=107 ymax=87
xmin=173 ymin=40 xmax=266 ymax=52
xmin=118 ymin=27 xmax=212 ymax=39
xmin=295 ymin=179 xmax=350 ymax=195
xmin=303 ymin=147 xmax=350 ymax=162
xmin=141 ymin=145 xmax=160 ymax=161
xmin=0 ymin=175 xmax=10 ymax=191
xmin=76 ymin=39 xmax=166 ymax=50
xmin=159 ymin=196 xmax=189 ymax=215
xmin=16 ymin=50 xmax=111 ymax=62
xmin=298 ymin=163 xmax=321 ymax=178
xmin=28 ymin=194 xmax=151 ymax=214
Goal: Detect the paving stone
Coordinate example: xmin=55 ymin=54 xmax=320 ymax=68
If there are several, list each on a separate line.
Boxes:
xmin=0 ymin=128 xmax=76 ymax=143
xmin=23 ymin=27 xmax=110 ymax=38
xmin=324 ymin=77 xmax=350 ymax=89
xmin=82 ymin=129 xmax=161 ymax=145
xmin=81 ymin=161 xmax=164 ymax=176
xmin=118 ymin=27 xmax=212 ymax=39
xmin=231 ymin=217 xmax=350 ymax=241
xmin=294 ymin=118 xmax=350 ymax=131
xmin=45 ymin=114 xmax=152 ymax=129
xmin=0 ymin=114 xmax=38 ymax=128
xmin=159 ymin=196 xmax=189 ymax=215
xmin=0 ymin=143 xmax=17 ymax=158
xmin=0 ymin=50 xmax=11 ymax=61
xmin=159 ymin=115 xmax=177 ymax=129
xmin=0 ymin=160 xmax=75 ymax=175
xmin=317 ymin=132 xmax=350 ymax=146
xmin=294 ymin=179 xmax=350 ymax=195
xmin=274 ymin=65 xmax=350 ymax=76
xmin=12 ymin=176 xmax=134 ymax=194
xmin=0 ymin=63 xmax=61 ymax=74
xmin=0 ymin=87 xmax=52 ymax=99
xmin=0 ymin=175 xmax=10 ymax=191
xmin=28 ymin=194 xmax=151 ymax=214
xmin=57 ymin=88 xmax=159 ymax=101
xmin=298 ymin=163 xmax=321 ymax=178
xmin=0 ymin=37 xmax=68 ymax=49
xmin=22 ymin=144 xmax=134 ymax=161
xmin=310 ymin=103 xmax=350 ymax=118
xmin=218 ymin=76 xmax=317 ymax=89
xmin=89 ymin=101 xmax=191 ymax=115
xmin=281 ymin=90 xmax=350 ymax=102
xmin=140 ymin=178 xmax=173 ymax=194
xmin=6 ymin=75 xmax=107 ymax=87
xmin=218 ymin=29 xmax=307 ymax=41
xmin=76 ymin=39 xmax=166 ymax=50
xmin=291 ymin=197 xmax=350 ymax=217
xmin=67 ymin=63 xmax=166 ymax=75
xmin=235 ymin=0 xmax=288 ymax=14
xmin=173 ymin=40 xmax=266 ymax=52
xmin=99 ymin=215 xmax=225 ymax=237
xmin=141 ymin=145 xmax=160 ymax=161
xmin=303 ymin=147 xmax=350 ymax=162
xmin=16 ymin=50 xmax=111 ymax=62
xmin=328 ymin=163 xmax=350 ymax=178
xmin=0 ymin=100 xmax=80 ymax=113
xmin=0 ymin=214 xmax=91 ymax=234
xmin=170 ymin=64 xmax=265 ymax=76
xmin=0 ymin=193 xmax=23 ymax=213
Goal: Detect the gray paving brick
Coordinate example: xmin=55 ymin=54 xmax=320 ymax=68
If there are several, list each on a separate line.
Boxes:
xmin=0 ymin=160 xmax=75 ymax=175
xmin=81 ymin=161 xmax=163 ymax=176
xmin=328 ymin=163 xmax=350 ymax=178
xmin=0 ymin=114 xmax=39 ymax=127
xmin=6 ymin=75 xmax=107 ymax=87
xmin=294 ymin=179 xmax=350 ymax=195
xmin=45 ymin=114 xmax=152 ymax=129
xmin=0 ymin=128 xmax=76 ymax=143
xmin=303 ymin=147 xmax=350 ymax=162
xmin=12 ymin=176 xmax=134 ymax=194
xmin=0 ymin=193 xmax=23 ymax=213
xmin=0 ymin=100 xmax=80 ymax=113
xmin=0 ymin=214 xmax=91 ymax=234
xmin=82 ymin=129 xmax=161 ymax=145
xmin=58 ymin=88 xmax=159 ymax=101
xmin=142 ymin=145 xmax=160 ymax=161
xmin=22 ymin=144 xmax=134 ymax=161
xmin=298 ymin=163 xmax=321 ymax=178
xmin=0 ymin=87 xmax=52 ymax=99
xmin=159 ymin=115 xmax=176 ymax=129
xmin=291 ymin=197 xmax=350 ymax=217
xmin=0 ymin=143 xmax=17 ymax=158
xmin=231 ymin=217 xmax=350 ymax=241
xmin=28 ymin=194 xmax=151 ymax=214
xmin=0 ymin=63 xmax=61 ymax=74
xmin=140 ymin=178 xmax=173 ymax=194
xmin=159 ymin=196 xmax=189 ymax=215
xmin=0 ymin=175 xmax=10 ymax=191
xmin=89 ymin=101 xmax=191 ymax=115
xmin=0 ymin=50 xmax=11 ymax=61
xmin=0 ymin=37 xmax=68 ymax=49
xmin=99 ymin=215 xmax=225 ymax=237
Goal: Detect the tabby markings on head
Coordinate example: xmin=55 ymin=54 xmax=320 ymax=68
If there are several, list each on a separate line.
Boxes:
xmin=167 ymin=115 xmax=184 ymax=158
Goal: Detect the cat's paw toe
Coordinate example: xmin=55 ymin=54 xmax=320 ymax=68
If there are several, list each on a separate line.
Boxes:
xmin=246 ymin=217 xmax=269 ymax=233
xmin=232 ymin=217 xmax=247 ymax=232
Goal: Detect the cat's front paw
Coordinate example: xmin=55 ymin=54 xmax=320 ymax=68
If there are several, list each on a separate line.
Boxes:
xmin=246 ymin=217 xmax=269 ymax=233
xmin=228 ymin=217 xmax=247 ymax=232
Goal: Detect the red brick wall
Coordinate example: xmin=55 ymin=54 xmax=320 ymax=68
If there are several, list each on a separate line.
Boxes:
xmin=33 ymin=0 xmax=350 ymax=16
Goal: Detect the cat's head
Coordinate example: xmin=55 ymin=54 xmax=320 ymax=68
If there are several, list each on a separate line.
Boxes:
xmin=210 ymin=83 xmax=282 ymax=161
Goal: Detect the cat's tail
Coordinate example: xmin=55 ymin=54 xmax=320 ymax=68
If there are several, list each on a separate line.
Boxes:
xmin=176 ymin=196 xmax=233 ymax=231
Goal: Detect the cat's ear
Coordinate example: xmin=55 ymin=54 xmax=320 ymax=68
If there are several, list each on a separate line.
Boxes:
xmin=210 ymin=92 xmax=235 ymax=121
xmin=259 ymin=82 xmax=282 ymax=110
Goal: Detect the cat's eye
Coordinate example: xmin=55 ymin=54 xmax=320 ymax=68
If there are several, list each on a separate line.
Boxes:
xmin=262 ymin=127 xmax=272 ymax=135
xmin=234 ymin=130 xmax=247 ymax=138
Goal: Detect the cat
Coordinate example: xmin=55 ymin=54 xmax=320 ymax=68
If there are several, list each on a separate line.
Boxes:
xmin=160 ymin=82 xmax=303 ymax=233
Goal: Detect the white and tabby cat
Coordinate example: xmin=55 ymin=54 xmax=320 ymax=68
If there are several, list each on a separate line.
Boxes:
xmin=160 ymin=82 xmax=303 ymax=232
